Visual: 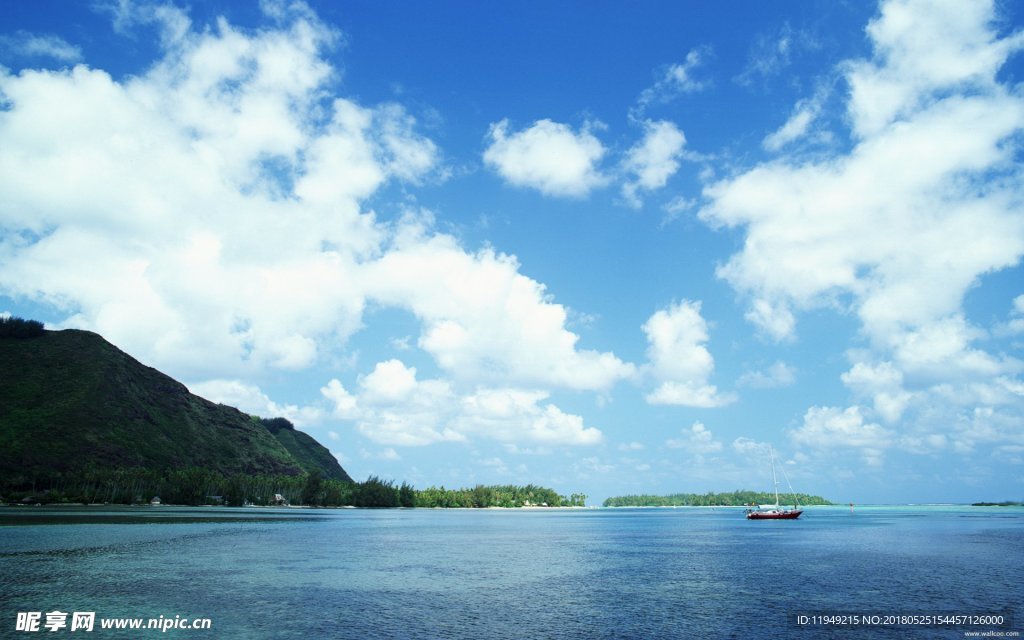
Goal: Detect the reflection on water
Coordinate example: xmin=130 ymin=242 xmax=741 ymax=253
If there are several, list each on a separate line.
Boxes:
xmin=0 ymin=504 xmax=332 ymax=526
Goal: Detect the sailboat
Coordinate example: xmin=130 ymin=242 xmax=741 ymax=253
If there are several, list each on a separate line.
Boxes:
xmin=745 ymin=447 xmax=803 ymax=520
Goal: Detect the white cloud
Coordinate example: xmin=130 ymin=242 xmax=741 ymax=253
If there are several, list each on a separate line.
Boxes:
xmin=621 ymin=120 xmax=687 ymax=208
xmin=0 ymin=5 xmax=394 ymax=378
xmin=732 ymin=437 xmax=771 ymax=456
xmin=952 ymin=406 xmax=1024 ymax=454
xmin=360 ymin=358 xmax=420 ymax=403
xmin=477 ymin=457 xmax=510 ymax=475
xmin=635 ymin=48 xmax=709 ymax=114
xmin=351 ymin=360 xmax=462 ymax=447
xmin=483 ymin=118 xmax=607 ymax=197
xmin=0 ymin=31 xmax=83 ymax=62
xmin=321 ymin=379 xmax=360 ymax=420
xmin=762 ymin=84 xmax=831 ymax=152
xmin=845 ymin=0 xmax=1024 ymax=139
xmin=0 ymin=2 xmax=632 ymax=426
xmin=105 ymin=0 xmax=193 ymax=46
xmin=334 ymin=359 xmax=603 ymax=448
xmin=700 ymin=0 xmax=1024 ymax=461
xmin=643 ymin=300 xmax=734 ymax=407
xmin=574 ymin=456 xmax=615 ymax=476
xmin=360 ymin=447 xmax=402 ymax=461
xmin=841 ymin=361 xmax=913 ymax=424
xmin=889 ymin=315 xmax=1014 ymax=379
xmin=899 ymin=433 xmax=947 ymax=455
xmin=997 ymin=294 xmax=1024 ymax=336
xmin=702 ymin=0 xmax=1024 ymax=346
xmin=743 ymin=298 xmax=796 ymax=343
xmin=736 ymin=22 xmax=818 ymax=86
xmin=364 ymin=220 xmax=635 ymax=391
xmin=188 ymin=379 xmax=323 ymax=426
xmin=663 ymin=196 xmax=696 ymax=216
xmin=762 ymin=107 xmax=816 ymax=152
xmin=457 ymin=388 xmax=603 ymax=446
xmin=666 ymin=421 xmax=723 ymax=454
xmin=737 ymin=361 xmax=796 ymax=389
xmin=789 ymin=405 xmax=894 ymax=466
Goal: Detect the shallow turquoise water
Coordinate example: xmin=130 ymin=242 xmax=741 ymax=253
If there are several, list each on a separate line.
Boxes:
xmin=1 ymin=505 xmax=1021 ymax=638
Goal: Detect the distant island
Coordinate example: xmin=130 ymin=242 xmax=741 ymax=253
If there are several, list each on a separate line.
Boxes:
xmin=604 ymin=491 xmax=833 ymax=507
xmin=971 ymin=501 xmax=1023 ymax=507
xmin=0 ymin=317 xmax=582 ymax=509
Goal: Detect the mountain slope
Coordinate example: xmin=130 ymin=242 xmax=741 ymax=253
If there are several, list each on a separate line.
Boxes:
xmin=0 ymin=328 xmax=350 ymax=482
xmin=261 ymin=417 xmax=351 ymax=481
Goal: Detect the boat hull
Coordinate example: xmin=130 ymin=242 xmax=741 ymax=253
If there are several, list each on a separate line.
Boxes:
xmin=746 ymin=509 xmax=803 ymax=520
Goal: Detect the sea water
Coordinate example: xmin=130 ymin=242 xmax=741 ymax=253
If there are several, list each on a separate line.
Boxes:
xmin=0 ymin=505 xmax=1021 ymax=639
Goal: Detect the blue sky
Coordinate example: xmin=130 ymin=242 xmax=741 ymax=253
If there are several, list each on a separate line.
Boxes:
xmin=2 ymin=0 xmax=1023 ymax=504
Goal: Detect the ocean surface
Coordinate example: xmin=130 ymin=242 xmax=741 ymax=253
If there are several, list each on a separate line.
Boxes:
xmin=0 ymin=505 xmax=1021 ymax=639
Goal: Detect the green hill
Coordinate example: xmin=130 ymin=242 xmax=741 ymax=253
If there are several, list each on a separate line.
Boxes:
xmin=259 ymin=417 xmax=350 ymax=481
xmin=0 ymin=325 xmax=350 ymax=484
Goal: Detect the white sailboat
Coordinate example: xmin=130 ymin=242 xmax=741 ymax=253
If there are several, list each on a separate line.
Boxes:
xmin=745 ymin=447 xmax=802 ymax=520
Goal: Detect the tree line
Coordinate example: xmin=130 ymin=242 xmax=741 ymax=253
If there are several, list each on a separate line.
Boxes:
xmin=603 ymin=490 xmax=832 ymax=507
xmin=414 ymin=484 xmax=585 ymax=508
xmin=1 ymin=468 xmax=583 ymax=508
xmin=0 ymin=316 xmax=45 ymax=339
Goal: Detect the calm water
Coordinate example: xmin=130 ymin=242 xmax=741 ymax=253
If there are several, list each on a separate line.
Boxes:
xmin=1 ymin=505 xmax=1021 ymax=639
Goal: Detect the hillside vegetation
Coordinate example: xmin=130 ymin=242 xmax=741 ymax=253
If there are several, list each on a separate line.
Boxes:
xmin=0 ymin=326 xmax=350 ymax=489
xmin=0 ymin=322 xmax=585 ymax=509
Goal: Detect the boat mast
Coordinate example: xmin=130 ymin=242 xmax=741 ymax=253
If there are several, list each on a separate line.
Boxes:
xmin=778 ymin=457 xmax=799 ymax=508
xmin=770 ymin=447 xmax=780 ymax=508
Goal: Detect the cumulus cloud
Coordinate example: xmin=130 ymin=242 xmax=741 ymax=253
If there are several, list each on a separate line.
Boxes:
xmin=363 ymin=219 xmax=636 ymax=391
xmin=952 ymin=407 xmax=1024 ymax=455
xmin=321 ymin=379 xmax=360 ymax=420
xmin=702 ymin=0 xmax=1024 ymax=345
xmin=346 ymin=360 xmax=464 ymax=447
xmin=457 ymin=388 xmax=603 ymax=445
xmin=666 ymin=421 xmax=723 ymax=454
xmin=0 ymin=4 xmax=404 ymax=377
xmin=320 ymin=359 xmax=603 ymax=447
xmin=0 ymin=3 xmax=632 ymax=457
xmin=845 ymin=0 xmax=1024 ymax=139
xmin=483 ymin=118 xmax=607 ymax=197
xmin=700 ymin=0 xmax=1024 ymax=457
xmin=789 ymin=405 xmax=894 ymax=466
xmin=189 ymin=379 xmax=323 ymax=426
xmin=840 ymin=361 xmax=912 ymax=424
xmin=621 ymin=120 xmax=687 ymax=208
xmin=643 ymin=300 xmax=734 ymax=407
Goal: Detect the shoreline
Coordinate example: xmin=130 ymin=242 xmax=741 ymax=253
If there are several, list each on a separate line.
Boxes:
xmin=0 ymin=502 xmax=593 ymax=510
xmin=4 ymin=502 xmax=1019 ymax=510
